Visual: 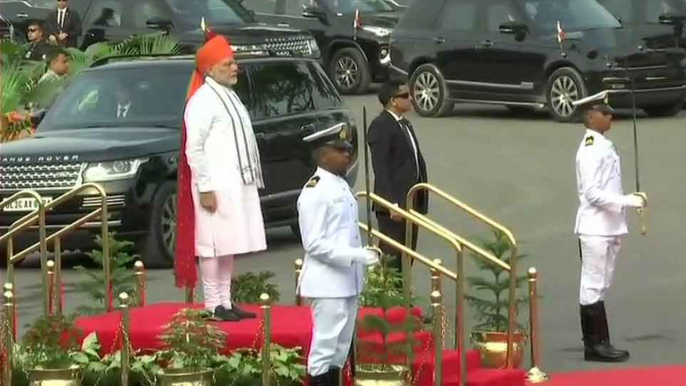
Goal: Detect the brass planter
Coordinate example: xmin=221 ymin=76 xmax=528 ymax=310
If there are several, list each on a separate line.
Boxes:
xmin=28 ymin=366 xmax=82 ymax=386
xmin=355 ymin=364 xmax=410 ymax=386
xmin=157 ymin=368 xmax=213 ymax=386
xmin=471 ymin=330 xmax=527 ymax=369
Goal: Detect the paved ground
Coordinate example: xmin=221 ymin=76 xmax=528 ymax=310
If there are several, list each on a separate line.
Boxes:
xmin=3 ymin=94 xmax=686 ymax=376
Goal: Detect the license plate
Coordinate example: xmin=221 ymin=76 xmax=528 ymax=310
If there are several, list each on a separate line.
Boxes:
xmin=1 ymin=197 xmax=53 ymax=212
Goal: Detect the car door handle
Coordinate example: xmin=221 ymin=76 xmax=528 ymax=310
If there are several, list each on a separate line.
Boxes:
xmin=479 ymin=40 xmax=494 ymax=48
xmin=16 ymin=13 xmax=28 ymax=18
xmin=301 ymin=123 xmax=316 ymax=132
xmin=434 ymin=36 xmax=445 ymax=44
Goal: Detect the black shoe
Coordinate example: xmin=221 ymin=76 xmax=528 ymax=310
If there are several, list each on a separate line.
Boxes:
xmin=231 ymin=303 xmax=256 ymax=319
xmin=213 ymin=305 xmax=240 ymax=322
xmin=597 ymin=301 xmax=630 ymax=359
xmin=309 ymin=373 xmax=330 ymax=386
xmin=580 ymin=302 xmax=629 ymax=362
xmin=328 ymin=367 xmax=341 ymax=386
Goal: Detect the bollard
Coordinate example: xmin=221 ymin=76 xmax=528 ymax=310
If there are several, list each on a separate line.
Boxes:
xmin=526 ymin=268 xmax=549 ymax=383
xmin=134 ymin=261 xmax=146 ymax=307
xmin=46 ymin=260 xmax=56 ymax=316
xmin=119 ymin=292 xmax=131 ymax=386
xmin=430 ymin=259 xmax=442 ymax=293
xmin=261 ymin=293 xmax=272 ymax=386
xmin=54 ymin=237 xmax=63 ymax=316
xmin=294 ymin=259 xmax=303 ymax=306
xmin=431 ymin=290 xmax=443 ymax=386
xmin=2 ymin=283 xmax=15 ymax=341
xmin=3 ymin=287 xmax=15 ymax=386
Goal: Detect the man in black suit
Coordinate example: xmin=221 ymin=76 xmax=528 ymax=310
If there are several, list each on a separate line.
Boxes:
xmin=24 ymin=21 xmax=51 ymax=61
xmin=44 ymin=0 xmax=82 ymax=48
xmin=367 ymin=80 xmax=428 ymax=274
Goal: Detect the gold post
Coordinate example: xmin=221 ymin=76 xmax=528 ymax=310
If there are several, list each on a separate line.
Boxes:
xmin=430 ymin=259 xmax=442 ymax=293
xmin=46 ymin=260 xmax=56 ymax=316
xmin=101 ymin=190 xmax=111 ymax=312
xmin=294 ymin=259 xmax=303 ymax=306
xmin=134 ymin=261 xmax=146 ymax=307
xmin=527 ymin=268 xmax=549 ymax=383
xmin=402 ymin=211 xmax=413 ymax=303
xmin=37 ymin=196 xmax=48 ymax=317
xmin=119 ymin=292 xmax=131 ymax=386
xmin=3 ymin=288 xmax=15 ymax=386
xmin=261 ymin=293 xmax=272 ymax=386
xmin=54 ymin=237 xmax=63 ymax=316
xmin=2 ymin=284 xmax=15 ymax=342
xmin=431 ymin=290 xmax=443 ymax=386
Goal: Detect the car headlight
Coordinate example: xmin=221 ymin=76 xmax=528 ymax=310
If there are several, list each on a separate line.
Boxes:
xmin=83 ymin=158 xmax=148 ymax=182
xmin=362 ymin=26 xmax=391 ymax=38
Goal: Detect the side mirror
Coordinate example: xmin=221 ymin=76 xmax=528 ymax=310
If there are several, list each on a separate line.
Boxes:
xmin=146 ymin=17 xmax=174 ymax=30
xmin=499 ymin=21 xmax=528 ymax=35
xmin=303 ymin=6 xmax=327 ymax=22
xmin=659 ymin=13 xmax=686 ymax=25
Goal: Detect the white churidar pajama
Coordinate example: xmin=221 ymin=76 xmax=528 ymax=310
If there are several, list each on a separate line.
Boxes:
xmin=578 ymin=236 xmax=620 ymax=305
xmin=185 ymin=76 xmax=266 ymax=311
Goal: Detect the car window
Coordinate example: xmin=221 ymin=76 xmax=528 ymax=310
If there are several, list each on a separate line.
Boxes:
xmin=232 ymin=68 xmax=255 ymax=119
xmin=84 ymin=0 xmax=124 ymax=27
xmin=596 ymin=0 xmax=633 ymax=23
xmin=250 ymin=62 xmax=316 ymax=120
xmin=307 ymin=63 xmax=343 ymax=109
xmin=520 ymin=0 xmax=621 ymax=32
xmin=163 ymin=0 xmax=252 ymax=26
xmin=38 ymin=64 xmax=193 ymax=131
xmin=487 ymin=0 xmax=519 ymax=31
xmin=318 ymin=0 xmax=394 ymax=14
xmin=131 ymin=0 xmax=172 ymax=28
xmin=436 ymin=0 xmax=477 ymax=31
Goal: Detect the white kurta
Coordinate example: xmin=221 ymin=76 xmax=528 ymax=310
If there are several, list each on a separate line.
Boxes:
xmin=184 ymin=77 xmax=266 ymax=258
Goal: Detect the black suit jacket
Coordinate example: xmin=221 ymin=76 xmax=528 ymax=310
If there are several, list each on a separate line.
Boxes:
xmin=367 ymin=110 xmax=429 ymax=214
xmin=44 ymin=8 xmax=82 ymax=48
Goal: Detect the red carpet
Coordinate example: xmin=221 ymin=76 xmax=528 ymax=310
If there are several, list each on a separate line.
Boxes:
xmin=545 ymin=364 xmax=686 ymax=386
xmin=73 ymin=302 xmax=525 ymax=386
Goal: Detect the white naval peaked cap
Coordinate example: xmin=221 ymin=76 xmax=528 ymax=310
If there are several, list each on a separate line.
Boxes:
xmin=303 ymin=122 xmax=353 ymax=150
xmin=572 ymin=90 xmax=614 ymax=113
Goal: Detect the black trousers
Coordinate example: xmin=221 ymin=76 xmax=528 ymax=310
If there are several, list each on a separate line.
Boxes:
xmin=376 ymin=212 xmax=419 ymax=273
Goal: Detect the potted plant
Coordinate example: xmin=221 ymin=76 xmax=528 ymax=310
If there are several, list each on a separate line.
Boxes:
xmin=230 ymin=271 xmax=281 ymax=304
xmin=212 ymin=345 xmax=307 ymax=385
xmin=466 ymin=229 xmax=529 ymax=368
xmin=18 ymin=313 xmax=85 ymax=385
xmin=154 ymin=308 xmax=225 ymax=385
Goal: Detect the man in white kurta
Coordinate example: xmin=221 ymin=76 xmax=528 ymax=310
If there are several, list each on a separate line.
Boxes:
xmin=297 ymin=124 xmax=380 ymax=386
xmin=183 ymin=35 xmax=266 ymax=321
xmin=572 ymin=91 xmax=646 ymax=362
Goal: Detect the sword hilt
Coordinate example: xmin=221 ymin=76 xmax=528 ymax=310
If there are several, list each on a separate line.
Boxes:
xmin=634 ymin=192 xmax=648 ymax=236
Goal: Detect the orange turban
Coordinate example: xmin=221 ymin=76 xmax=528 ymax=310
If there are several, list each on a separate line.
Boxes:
xmin=174 ymin=34 xmax=235 ymax=291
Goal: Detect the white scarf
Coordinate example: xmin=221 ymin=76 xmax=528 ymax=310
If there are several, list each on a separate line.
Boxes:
xmin=205 ymin=78 xmax=264 ymax=189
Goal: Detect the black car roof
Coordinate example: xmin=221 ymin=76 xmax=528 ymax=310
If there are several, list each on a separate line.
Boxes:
xmin=88 ymin=53 xmax=319 ymax=70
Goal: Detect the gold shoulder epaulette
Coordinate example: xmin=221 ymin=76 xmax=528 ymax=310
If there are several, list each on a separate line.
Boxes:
xmin=306 ymin=176 xmax=320 ymax=188
xmin=585 ymin=136 xmax=594 ymax=146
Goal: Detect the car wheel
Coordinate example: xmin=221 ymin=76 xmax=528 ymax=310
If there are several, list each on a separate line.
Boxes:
xmin=643 ymin=100 xmax=683 ymax=117
xmin=546 ymin=67 xmax=587 ymax=122
xmin=330 ymin=47 xmax=371 ymax=95
xmin=409 ymin=63 xmax=454 ymax=117
xmin=141 ymin=181 xmax=177 ymax=268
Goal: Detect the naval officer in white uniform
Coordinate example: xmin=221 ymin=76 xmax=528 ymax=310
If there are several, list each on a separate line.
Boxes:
xmin=297 ymin=123 xmax=380 ymax=386
xmin=572 ymin=91 xmax=646 ymax=362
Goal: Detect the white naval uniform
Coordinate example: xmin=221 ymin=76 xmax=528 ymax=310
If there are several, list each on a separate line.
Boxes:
xmin=574 ymin=129 xmax=633 ymax=306
xmin=296 ymin=167 xmax=373 ymax=376
xmin=184 ymin=76 xmax=266 ymax=311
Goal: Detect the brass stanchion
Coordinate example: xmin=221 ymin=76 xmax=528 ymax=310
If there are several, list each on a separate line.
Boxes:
xmin=47 ymin=260 xmax=56 ymax=316
xmin=431 ymin=290 xmax=443 ymax=386
xmin=119 ymin=292 xmax=131 ymax=386
xmin=527 ymin=268 xmax=548 ymax=383
xmin=3 ymin=286 xmax=15 ymax=386
xmin=2 ymin=283 xmax=14 ymax=341
xmin=430 ymin=259 xmax=442 ymax=293
xmin=294 ymin=259 xmax=303 ymax=306
xmin=134 ymin=261 xmax=146 ymax=307
xmin=261 ymin=293 xmax=272 ymax=386
xmin=54 ymin=237 xmax=63 ymax=316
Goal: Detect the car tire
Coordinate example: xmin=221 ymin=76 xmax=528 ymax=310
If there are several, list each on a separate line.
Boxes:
xmin=643 ymin=100 xmax=683 ymax=117
xmin=545 ymin=67 xmax=587 ymax=122
xmin=409 ymin=63 xmax=454 ymax=117
xmin=141 ymin=181 xmax=177 ymax=268
xmin=330 ymin=47 xmax=371 ymax=95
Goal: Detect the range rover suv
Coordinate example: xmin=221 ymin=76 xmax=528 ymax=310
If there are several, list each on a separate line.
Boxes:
xmin=389 ymin=0 xmax=686 ymax=121
xmin=249 ymin=0 xmax=403 ymax=94
xmin=0 ymin=0 xmax=320 ymax=57
xmin=0 ymin=53 xmax=358 ymax=267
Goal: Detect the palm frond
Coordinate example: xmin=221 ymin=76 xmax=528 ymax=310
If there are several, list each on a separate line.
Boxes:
xmin=1 ymin=62 xmax=31 ymax=113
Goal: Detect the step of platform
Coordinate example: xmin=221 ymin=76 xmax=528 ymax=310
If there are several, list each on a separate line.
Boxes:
xmin=410 ymin=349 xmax=525 ymax=386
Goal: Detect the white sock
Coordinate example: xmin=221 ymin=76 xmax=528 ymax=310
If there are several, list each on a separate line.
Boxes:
xmin=218 ymin=255 xmax=235 ymax=309
xmin=199 ymin=257 xmax=221 ymax=312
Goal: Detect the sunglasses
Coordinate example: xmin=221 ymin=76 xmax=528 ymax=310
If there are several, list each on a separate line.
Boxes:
xmin=28 ymin=28 xmax=39 ymax=32
xmin=393 ymin=92 xmax=410 ymax=99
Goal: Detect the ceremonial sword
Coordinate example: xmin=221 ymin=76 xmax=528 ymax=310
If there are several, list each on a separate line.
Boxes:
xmin=625 ymin=55 xmax=648 ymax=235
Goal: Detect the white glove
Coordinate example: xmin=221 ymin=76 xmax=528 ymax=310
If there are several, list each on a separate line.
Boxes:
xmin=623 ymin=194 xmax=645 ymax=208
xmin=353 ymin=249 xmax=380 ymax=266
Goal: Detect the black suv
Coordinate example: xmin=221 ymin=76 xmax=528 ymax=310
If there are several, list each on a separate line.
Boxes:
xmin=389 ymin=0 xmax=686 ymax=121
xmin=0 ymin=53 xmax=358 ymax=267
xmin=248 ymin=0 xmax=403 ymax=94
xmin=0 ymin=0 xmax=320 ymax=57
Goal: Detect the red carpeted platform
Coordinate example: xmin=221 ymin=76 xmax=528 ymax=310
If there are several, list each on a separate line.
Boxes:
xmin=75 ymin=302 xmax=526 ymax=386
xmin=544 ymin=364 xmax=686 ymax=386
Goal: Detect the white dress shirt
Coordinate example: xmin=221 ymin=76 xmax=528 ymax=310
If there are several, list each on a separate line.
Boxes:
xmin=574 ymin=129 xmax=628 ymax=236
xmin=58 ymin=9 xmax=66 ymax=29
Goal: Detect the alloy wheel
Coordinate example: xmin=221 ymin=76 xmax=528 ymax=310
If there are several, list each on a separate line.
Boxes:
xmin=413 ymin=71 xmax=440 ymax=112
xmin=161 ymin=193 xmax=177 ymax=256
xmin=550 ymin=75 xmax=579 ymax=118
xmin=334 ymin=56 xmax=359 ymax=91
